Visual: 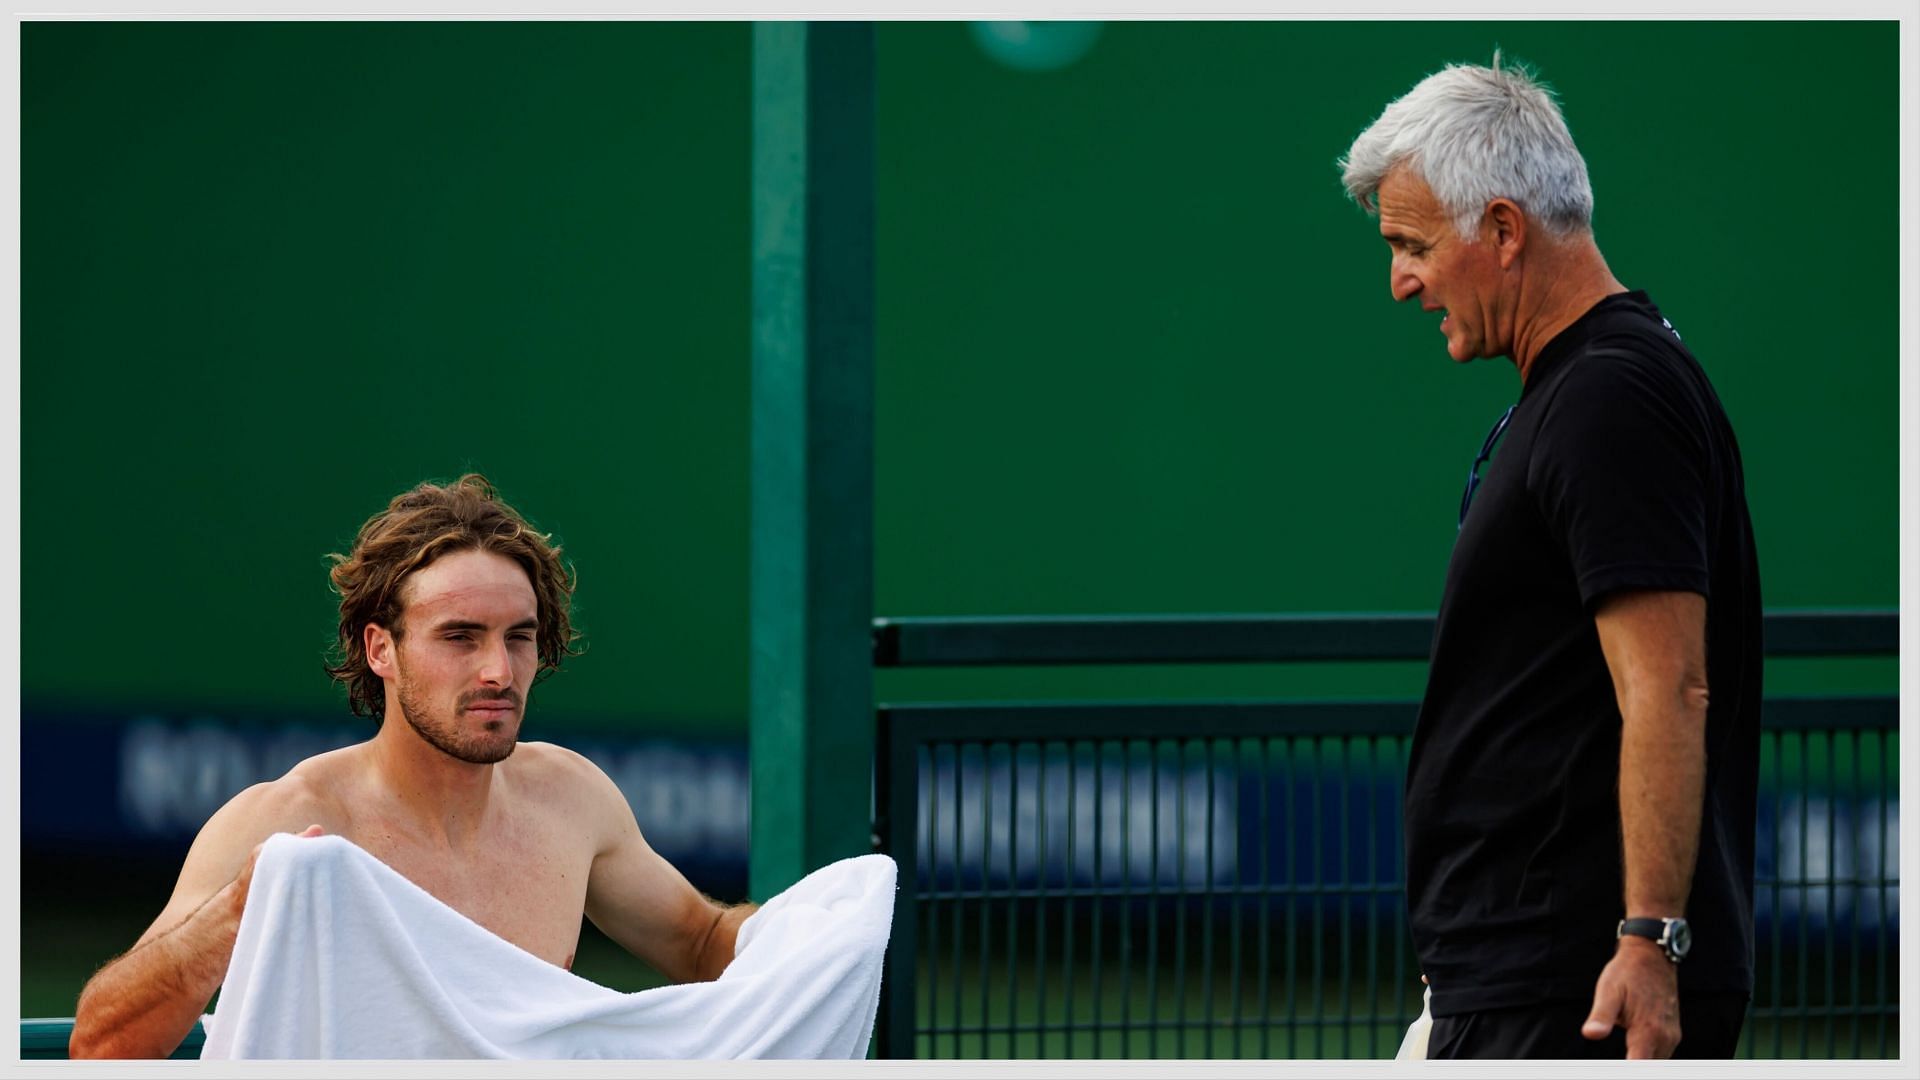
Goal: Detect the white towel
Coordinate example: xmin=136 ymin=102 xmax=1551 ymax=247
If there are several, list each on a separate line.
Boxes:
xmin=201 ymin=833 xmax=894 ymax=1059
xmin=1394 ymin=984 xmax=1433 ymax=1060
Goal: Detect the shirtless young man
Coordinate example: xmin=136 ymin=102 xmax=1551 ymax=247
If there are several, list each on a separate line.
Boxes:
xmin=69 ymin=475 xmax=755 ymax=1058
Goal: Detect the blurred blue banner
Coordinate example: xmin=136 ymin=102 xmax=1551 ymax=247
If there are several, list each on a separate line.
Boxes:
xmin=21 ymin=711 xmax=750 ymax=894
xmin=908 ymin=743 xmax=1898 ymax=938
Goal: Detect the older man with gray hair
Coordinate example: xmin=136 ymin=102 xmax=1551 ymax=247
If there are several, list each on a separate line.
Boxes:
xmin=1339 ymin=56 xmax=1762 ymax=1058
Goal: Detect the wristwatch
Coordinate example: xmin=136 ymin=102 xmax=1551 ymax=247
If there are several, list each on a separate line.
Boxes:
xmin=1618 ymin=917 xmax=1692 ymax=964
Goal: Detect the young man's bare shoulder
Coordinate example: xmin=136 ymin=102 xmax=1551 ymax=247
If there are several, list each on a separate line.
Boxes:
xmin=508 ymin=742 xmax=626 ymax=808
xmin=509 ymin=740 xmax=612 ymax=782
xmin=233 ymin=745 xmax=363 ymax=832
xmin=202 ymin=770 xmax=344 ymax=845
xmin=280 ymin=741 xmax=366 ymax=782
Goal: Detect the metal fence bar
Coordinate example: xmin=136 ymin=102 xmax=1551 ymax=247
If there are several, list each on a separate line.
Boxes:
xmin=1091 ymin=745 xmax=1105 ymax=1059
xmin=879 ymin=696 xmax=1895 ymax=745
xmin=1007 ymin=744 xmax=1020 ymax=1056
xmin=1146 ymin=741 xmax=1160 ymax=1057
xmin=875 ymin=613 xmax=1440 ymax=666
xmin=1283 ymin=737 xmax=1299 ymax=1058
xmin=875 ymin=704 xmax=916 ymax=1060
xmin=1876 ymin=732 xmax=1893 ymax=1055
xmin=1766 ymin=733 xmax=1783 ymax=1059
xmin=978 ymin=743 xmax=991 ymax=1057
xmin=1199 ymin=739 xmax=1214 ymax=1055
xmin=1789 ymin=730 xmax=1804 ymax=1053
xmin=1843 ymin=726 xmax=1858 ymax=1053
xmin=1316 ymin=738 xmax=1332 ymax=1061
xmin=920 ymin=744 xmax=936 ymax=1060
xmin=1257 ymin=737 xmax=1272 ymax=1059
xmin=1119 ymin=743 xmax=1133 ymax=1055
xmin=1824 ymin=734 xmax=1837 ymax=1058
xmin=1389 ymin=735 xmax=1408 ymax=1055
xmin=1364 ymin=736 xmax=1380 ymax=1059
xmin=1336 ymin=738 xmax=1353 ymax=1058
xmin=873 ymin=610 xmax=1895 ymax=667
xmin=1167 ymin=737 xmax=1182 ymax=1053
xmin=1037 ymin=744 xmax=1050 ymax=1058
xmin=1229 ymin=738 xmax=1246 ymax=1060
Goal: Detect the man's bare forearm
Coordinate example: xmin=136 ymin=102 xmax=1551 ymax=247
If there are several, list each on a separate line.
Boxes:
xmin=70 ymin=884 xmax=242 ymax=1059
xmin=1585 ymin=590 xmax=1707 ymax=1058
xmin=1595 ymin=590 xmax=1710 ymax=919
xmin=1618 ymin=683 xmax=1707 ymax=917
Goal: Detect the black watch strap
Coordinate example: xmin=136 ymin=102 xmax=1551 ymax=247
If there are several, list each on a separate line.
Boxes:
xmin=1618 ymin=917 xmax=1689 ymax=963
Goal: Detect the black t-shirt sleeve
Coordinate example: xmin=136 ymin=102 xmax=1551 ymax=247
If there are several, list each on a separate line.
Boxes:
xmin=1525 ymin=347 xmax=1713 ymax=608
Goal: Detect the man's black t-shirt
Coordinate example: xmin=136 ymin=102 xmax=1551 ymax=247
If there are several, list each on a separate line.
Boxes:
xmin=1406 ymin=290 xmax=1763 ymax=1017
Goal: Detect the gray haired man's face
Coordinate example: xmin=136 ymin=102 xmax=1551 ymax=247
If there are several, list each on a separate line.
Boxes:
xmin=1374 ymin=168 xmax=1507 ymax=363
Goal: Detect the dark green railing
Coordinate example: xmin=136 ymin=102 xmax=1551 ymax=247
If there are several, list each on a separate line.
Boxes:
xmin=872 ymin=609 xmax=1895 ymax=665
xmin=872 ymin=610 xmax=1899 ymax=1059
xmin=20 ymin=1018 xmax=204 ymax=1060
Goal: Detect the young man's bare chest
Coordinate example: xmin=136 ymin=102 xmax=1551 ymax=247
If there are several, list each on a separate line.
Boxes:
xmin=341 ymin=811 xmax=596 ymax=971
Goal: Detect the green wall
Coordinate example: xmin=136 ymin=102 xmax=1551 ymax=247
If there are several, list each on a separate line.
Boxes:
xmin=24 ymin=21 xmax=1900 ymax=734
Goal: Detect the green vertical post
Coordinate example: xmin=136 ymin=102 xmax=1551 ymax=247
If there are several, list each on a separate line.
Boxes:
xmin=749 ymin=21 xmax=876 ymax=901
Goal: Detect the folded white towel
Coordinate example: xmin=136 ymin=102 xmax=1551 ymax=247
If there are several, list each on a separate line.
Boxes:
xmin=201 ymin=833 xmax=894 ymax=1059
xmin=1394 ymin=984 xmax=1433 ymax=1060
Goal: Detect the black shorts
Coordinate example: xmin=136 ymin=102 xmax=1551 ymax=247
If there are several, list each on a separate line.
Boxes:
xmin=1428 ymin=994 xmax=1750 ymax=1059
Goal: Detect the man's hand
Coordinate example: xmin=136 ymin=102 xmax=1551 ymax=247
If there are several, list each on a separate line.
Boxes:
xmin=228 ymin=825 xmax=325 ymax=905
xmin=209 ymin=824 xmax=325 ymax=934
xmin=1582 ymin=937 xmax=1681 ymax=1058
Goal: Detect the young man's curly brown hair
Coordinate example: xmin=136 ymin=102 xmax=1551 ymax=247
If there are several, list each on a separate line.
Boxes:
xmin=324 ymin=474 xmax=582 ymax=721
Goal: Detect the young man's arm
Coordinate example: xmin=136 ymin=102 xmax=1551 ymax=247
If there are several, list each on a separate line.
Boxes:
xmin=572 ymin=753 xmax=758 ymax=984
xmin=68 ymin=781 xmax=324 ymax=1059
xmin=1582 ymin=588 xmax=1710 ymax=1060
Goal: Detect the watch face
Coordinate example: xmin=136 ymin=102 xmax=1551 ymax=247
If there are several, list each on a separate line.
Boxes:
xmin=1669 ymin=920 xmax=1693 ymax=959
